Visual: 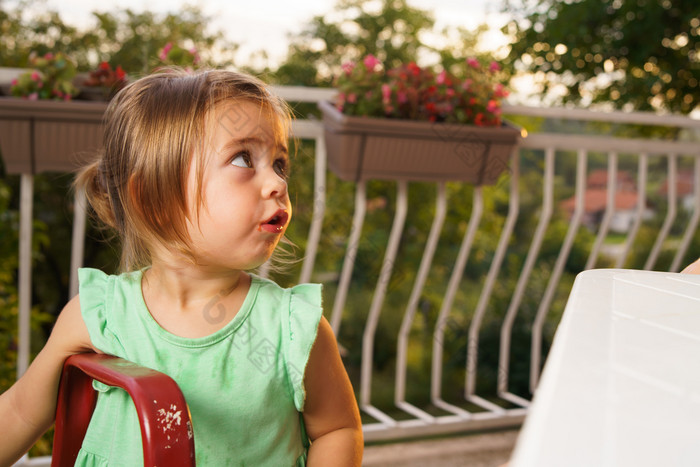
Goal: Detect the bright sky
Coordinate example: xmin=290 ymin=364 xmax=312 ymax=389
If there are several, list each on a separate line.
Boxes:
xmin=35 ymin=0 xmax=513 ymax=68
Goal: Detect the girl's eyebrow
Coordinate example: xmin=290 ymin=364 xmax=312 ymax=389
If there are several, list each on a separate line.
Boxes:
xmin=223 ymin=137 xmax=288 ymax=155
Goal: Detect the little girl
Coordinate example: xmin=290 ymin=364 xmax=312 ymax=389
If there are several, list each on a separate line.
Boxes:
xmin=0 ymin=69 xmax=363 ymax=466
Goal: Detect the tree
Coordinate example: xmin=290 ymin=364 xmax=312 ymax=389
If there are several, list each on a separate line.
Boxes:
xmin=269 ymin=0 xmax=436 ymax=86
xmin=0 ymin=0 xmax=237 ymax=72
xmin=503 ymin=0 xmax=700 ymax=114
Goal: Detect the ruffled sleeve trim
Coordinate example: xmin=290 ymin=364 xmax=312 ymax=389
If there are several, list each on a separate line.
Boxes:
xmin=283 ymin=283 xmax=323 ymax=412
xmin=74 ymin=449 xmax=109 ymax=467
xmin=78 ymin=268 xmax=120 ymax=355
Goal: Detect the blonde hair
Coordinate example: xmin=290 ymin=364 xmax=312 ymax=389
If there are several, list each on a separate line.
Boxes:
xmin=74 ymin=69 xmax=292 ymax=272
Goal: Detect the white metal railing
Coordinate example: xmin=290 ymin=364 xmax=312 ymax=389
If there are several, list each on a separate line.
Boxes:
xmin=7 ymin=87 xmax=700 ymax=463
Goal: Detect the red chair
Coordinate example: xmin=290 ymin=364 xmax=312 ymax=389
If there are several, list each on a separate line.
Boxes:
xmin=52 ymin=353 xmax=196 ymax=467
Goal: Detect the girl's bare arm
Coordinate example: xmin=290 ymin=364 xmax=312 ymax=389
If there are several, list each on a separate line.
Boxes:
xmin=681 ymin=258 xmax=700 ymax=274
xmin=0 ymin=296 xmax=94 ymax=466
xmin=303 ymin=317 xmax=363 ymax=466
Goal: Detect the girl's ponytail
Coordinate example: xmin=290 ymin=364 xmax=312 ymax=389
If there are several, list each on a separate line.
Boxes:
xmin=73 ymin=154 xmax=117 ymax=232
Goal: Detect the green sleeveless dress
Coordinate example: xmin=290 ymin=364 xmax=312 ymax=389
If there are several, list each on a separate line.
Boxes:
xmin=75 ymin=268 xmax=322 ymax=466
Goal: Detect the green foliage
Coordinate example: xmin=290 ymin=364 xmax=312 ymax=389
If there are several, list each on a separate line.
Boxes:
xmin=0 ymin=179 xmax=19 ymax=392
xmin=267 ymin=0 xmax=436 ymax=86
xmin=10 ymin=51 xmax=78 ymax=100
xmin=503 ymin=0 xmax=700 ymax=114
xmin=0 ymin=0 xmax=237 ymax=73
xmin=0 ymin=0 xmax=80 ymax=68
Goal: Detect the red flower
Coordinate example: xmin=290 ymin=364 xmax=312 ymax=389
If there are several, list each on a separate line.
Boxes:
xmin=332 ymin=53 xmax=508 ymax=127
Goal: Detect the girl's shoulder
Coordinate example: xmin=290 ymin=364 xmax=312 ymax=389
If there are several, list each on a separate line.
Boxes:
xmin=77 ymin=267 xmax=145 ymax=354
xmin=249 ymin=274 xmax=323 ymax=310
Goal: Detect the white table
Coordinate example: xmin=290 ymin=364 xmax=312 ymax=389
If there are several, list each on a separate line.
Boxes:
xmin=510 ymin=269 xmax=700 ymax=467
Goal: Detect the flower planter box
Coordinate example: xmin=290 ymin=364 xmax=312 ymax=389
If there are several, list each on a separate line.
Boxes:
xmin=0 ymin=97 xmax=107 ymax=174
xmin=318 ymin=100 xmax=521 ymax=184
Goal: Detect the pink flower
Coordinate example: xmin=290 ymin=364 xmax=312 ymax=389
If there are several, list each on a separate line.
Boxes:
xmin=27 ymin=92 xmax=38 ymax=101
xmin=159 ymin=42 xmax=173 ymax=61
xmin=436 ymin=70 xmax=447 ymax=85
xmin=489 ymin=61 xmax=501 ymax=72
xmin=11 ymin=78 xmax=17 ymax=86
xmin=363 ymin=54 xmax=381 ymax=71
xmin=466 ymin=57 xmax=480 ymax=69
xmin=397 ymin=91 xmax=407 ymax=104
xmin=341 ymin=62 xmax=354 ymax=75
xmin=381 ymin=84 xmax=392 ymax=103
xmin=30 ymin=71 xmax=41 ymax=82
xmin=44 ymin=53 xmax=54 ymax=60
xmin=347 ymin=93 xmax=357 ymax=103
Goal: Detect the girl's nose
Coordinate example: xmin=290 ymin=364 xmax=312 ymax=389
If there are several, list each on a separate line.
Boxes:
xmin=262 ymin=167 xmax=288 ymax=200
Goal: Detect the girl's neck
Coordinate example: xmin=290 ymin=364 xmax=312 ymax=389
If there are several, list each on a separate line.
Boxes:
xmin=144 ymin=263 xmax=247 ymax=307
xmin=140 ymin=261 xmax=251 ymax=338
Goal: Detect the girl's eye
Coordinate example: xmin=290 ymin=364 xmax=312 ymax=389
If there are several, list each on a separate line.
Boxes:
xmin=231 ymin=152 xmax=252 ymax=169
xmin=274 ymin=158 xmax=289 ymax=178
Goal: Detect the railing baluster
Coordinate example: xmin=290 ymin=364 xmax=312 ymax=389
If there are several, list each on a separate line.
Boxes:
xmin=645 ymin=154 xmax=678 ymax=270
xmin=616 ymin=153 xmax=649 ymax=268
xmin=18 ymin=173 xmax=33 ymax=379
xmin=465 ymin=157 xmax=522 ymax=412
xmin=585 ymin=152 xmax=618 ymax=270
xmin=530 ymin=149 xmax=589 ymax=392
xmin=525 ymin=147 xmax=555 ymax=393
xmin=360 ymin=181 xmax=408 ymax=425
xmin=496 ymin=150 xmax=528 ymax=405
xmin=671 ymin=159 xmax=700 ymax=272
xmin=69 ymin=186 xmax=87 ymax=298
xmin=395 ymin=183 xmax=446 ymax=422
xmin=431 ymin=187 xmax=482 ymax=418
xmin=330 ymin=181 xmax=367 ymax=335
xmin=299 ymin=133 xmax=327 ymax=284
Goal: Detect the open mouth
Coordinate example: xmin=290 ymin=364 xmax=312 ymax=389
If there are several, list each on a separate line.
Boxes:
xmin=260 ymin=210 xmax=289 ymax=233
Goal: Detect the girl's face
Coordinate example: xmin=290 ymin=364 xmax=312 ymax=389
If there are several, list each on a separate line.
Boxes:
xmin=184 ymin=100 xmax=291 ymax=271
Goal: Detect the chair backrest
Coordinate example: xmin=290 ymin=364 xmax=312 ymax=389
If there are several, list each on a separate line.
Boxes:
xmin=52 ymin=353 xmax=196 ymax=466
